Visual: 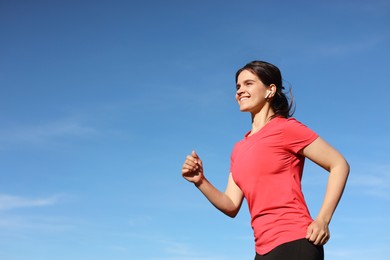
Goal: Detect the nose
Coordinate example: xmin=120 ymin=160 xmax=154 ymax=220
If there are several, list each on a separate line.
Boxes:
xmin=236 ymin=87 xmax=244 ymax=96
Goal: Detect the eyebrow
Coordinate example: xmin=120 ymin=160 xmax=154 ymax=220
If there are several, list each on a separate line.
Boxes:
xmin=236 ymin=79 xmax=256 ymax=87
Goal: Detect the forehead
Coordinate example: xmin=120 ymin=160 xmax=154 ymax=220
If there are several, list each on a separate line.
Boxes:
xmin=237 ymin=69 xmax=260 ymax=83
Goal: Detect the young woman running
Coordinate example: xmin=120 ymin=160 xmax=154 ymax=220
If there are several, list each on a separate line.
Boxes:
xmin=181 ymin=60 xmax=350 ymax=260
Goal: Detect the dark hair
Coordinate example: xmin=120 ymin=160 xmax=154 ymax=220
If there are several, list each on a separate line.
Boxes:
xmin=235 ymin=60 xmax=295 ymax=118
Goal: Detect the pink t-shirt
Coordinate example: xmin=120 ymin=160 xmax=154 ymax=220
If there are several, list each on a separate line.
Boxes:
xmin=230 ymin=117 xmax=318 ymax=255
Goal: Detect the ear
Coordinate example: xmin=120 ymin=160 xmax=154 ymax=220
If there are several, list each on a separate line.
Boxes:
xmin=267 ymin=84 xmax=277 ymax=98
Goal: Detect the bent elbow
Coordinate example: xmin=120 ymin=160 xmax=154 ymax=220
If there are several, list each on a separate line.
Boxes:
xmin=225 ymin=209 xmax=239 ymax=218
xmin=346 ymin=160 xmax=350 ymax=174
xmin=226 ymin=213 xmax=236 ymax=218
xmin=342 ymin=158 xmax=350 ymax=177
xmin=331 ymin=157 xmax=350 ymax=177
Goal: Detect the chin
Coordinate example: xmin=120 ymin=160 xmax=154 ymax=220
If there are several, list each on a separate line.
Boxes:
xmin=239 ymin=107 xmax=250 ymax=112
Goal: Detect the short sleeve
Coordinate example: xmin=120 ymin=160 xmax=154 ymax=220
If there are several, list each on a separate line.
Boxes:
xmin=283 ymin=118 xmax=318 ymax=154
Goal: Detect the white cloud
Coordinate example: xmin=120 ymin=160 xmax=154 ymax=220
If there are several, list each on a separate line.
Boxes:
xmin=319 ymin=37 xmax=383 ymax=56
xmin=154 ymin=240 xmax=228 ymax=260
xmin=327 ymin=245 xmax=387 ymax=260
xmin=128 ymin=214 xmax=152 ymax=227
xmin=0 ymin=194 xmax=73 ymax=231
xmin=348 ymin=163 xmax=390 ymax=200
xmin=292 ymin=36 xmax=386 ymax=64
xmin=333 ymin=0 xmax=390 ymax=16
xmin=0 ymin=194 xmax=60 ymax=210
xmin=0 ymin=215 xmax=75 ymax=231
xmin=0 ymin=118 xmax=97 ymax=147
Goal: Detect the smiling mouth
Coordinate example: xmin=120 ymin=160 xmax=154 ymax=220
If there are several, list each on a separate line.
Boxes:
xmin=239 ymin=97 xmax=249 ymax=101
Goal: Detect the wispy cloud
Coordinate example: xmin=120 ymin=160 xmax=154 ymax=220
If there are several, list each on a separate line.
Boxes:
xmin=0 ymin=194 xmax=75 ymax=232
xmin=117 ymin=229 xmax=233 ymax=260
xmin=0 ymin=194 xmax=60 ymax=211
xmin=161 ymin=240 xmax=196 ymax=256
xmin=0 ymin=118 xmax=97 ymax=147
xmin=348 ymin=163 xmax=390 ymax=200
xmin=327 ymin=245 xmax=387 ymax=260
xmin=0 ymin=214 xmax=76 ymax=232
xmin=332 ymin=0 xmax=390 ymax=16
xmin=310 ymin=37 xmax=385 ymax=58
xmin=156 ymin=239 xmax=229 ymax=260
xmin=128 ymin=214 xmax=152 ymax=227
xmin=285 ymin=36 xmax=386 ymax=65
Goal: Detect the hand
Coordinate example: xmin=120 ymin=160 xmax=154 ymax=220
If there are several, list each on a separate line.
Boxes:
xmin=305 ymin=219 xmax=330 ymax=245
xmin=181 ymin=151 xmax=204 ymax=185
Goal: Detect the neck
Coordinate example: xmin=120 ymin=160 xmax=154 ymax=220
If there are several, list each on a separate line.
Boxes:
xmin=250 ymin=109 xmax=275 ymax=135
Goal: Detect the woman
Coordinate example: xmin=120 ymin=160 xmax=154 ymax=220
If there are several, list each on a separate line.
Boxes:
xmin=181 ymin=60 xmax=349 ymax=260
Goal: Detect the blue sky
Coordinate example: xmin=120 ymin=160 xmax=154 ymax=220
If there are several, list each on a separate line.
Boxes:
xmin=0 ymin=0 xmax=389 ymax=259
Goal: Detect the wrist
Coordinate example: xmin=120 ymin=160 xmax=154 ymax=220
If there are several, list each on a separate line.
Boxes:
xmin=315 ymin=215 xmax=331 ymax=225
xmin=194 ymin=177 xmax=207 ymax=188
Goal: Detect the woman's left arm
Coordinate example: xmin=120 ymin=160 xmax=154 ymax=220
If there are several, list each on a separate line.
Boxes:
xmin=300 ymin=137 xmax=350 ymax=245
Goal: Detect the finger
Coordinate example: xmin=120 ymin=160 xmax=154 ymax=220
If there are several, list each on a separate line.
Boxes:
xmin=182 ymin=169 xmax=199 ymax=178
xmin=305 ymin=225 xmax=313 ymax=240
xmin=320 ymin=233 xmax=330 ymax=245
xmin=187 ymin=154 xmax=199 ymax=163
xmin=182 ymin=167 xmax=197 ymax=175
xmin=182 ymin=164 xmax=197 ymax=174
xmin=183 ymin=159 xmax=201 ymax=171
xmin=313 ymin=230 xmax=327 ymax=245
xmin=183 ymin=160 xmax=196 ymax=168
xmin=313 ymin=235 xmax=322 ymax=245
xmin=192 ymin=151 xmax=203 ymax=167
xmin=182 ymin=167 xmax=192 ymax=174
xmin=322 ymin=236 xmax=330 ymax=245
xmin=317 ymin=230 xmax=327 ymax=244
xmin=309 ymin=233 xmax=317 ymax=244
xmin=319 ymin=237 xmax=326 ymax=245
xmin=184 ymin=156 xmax=198 ymax=167
xmin=308 ymin=229 xmax=319 ymax=244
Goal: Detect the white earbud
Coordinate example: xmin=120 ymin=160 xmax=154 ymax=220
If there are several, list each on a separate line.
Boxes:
xmin=265 ymin=91 xmax=272 ymax=99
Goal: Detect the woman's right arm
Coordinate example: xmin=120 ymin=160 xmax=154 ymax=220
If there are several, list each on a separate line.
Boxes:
xmin=182 ymin=151 xmax=244 ymax=218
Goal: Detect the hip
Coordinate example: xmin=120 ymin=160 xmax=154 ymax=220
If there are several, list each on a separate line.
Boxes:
xmin=254 ymin=238 xmax=324 ymax=260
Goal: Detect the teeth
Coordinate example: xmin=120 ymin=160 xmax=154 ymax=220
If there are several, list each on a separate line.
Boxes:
xmin=240 ymin=97 xmax=249 ymax=101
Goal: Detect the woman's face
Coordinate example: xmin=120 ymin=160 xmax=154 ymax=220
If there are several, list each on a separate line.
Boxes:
xmin=235 ymin=69 xmax=268 ymax=114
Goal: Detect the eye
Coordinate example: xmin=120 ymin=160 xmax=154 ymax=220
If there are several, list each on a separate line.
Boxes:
xmin=245 ymin=80 xmax=255 ymax=86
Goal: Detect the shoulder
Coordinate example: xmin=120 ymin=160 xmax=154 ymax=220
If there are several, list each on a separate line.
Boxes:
xmin=268 ymin=117 xmax=304 ymax=131
xmin=281 ymin=117 xmax=311 ymax=131
xmin=281 ymin=117 xmax=319 ymax=152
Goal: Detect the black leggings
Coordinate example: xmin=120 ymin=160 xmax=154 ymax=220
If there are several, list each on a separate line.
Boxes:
xmin=254 ymin=238 xmax=324 ymax=260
